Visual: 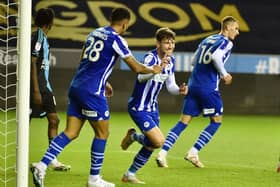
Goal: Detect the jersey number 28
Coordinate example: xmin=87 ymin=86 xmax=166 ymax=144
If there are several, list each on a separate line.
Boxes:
xmin=82 ymin=36 xmax=104 ymax=62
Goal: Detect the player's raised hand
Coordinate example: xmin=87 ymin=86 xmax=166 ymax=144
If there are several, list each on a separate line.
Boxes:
xmin=152 ymin=64 xmax=163 ymax=74
xmin=161 ymin=54 xmax=170 ymax=68
xmin=222 ymin=74 xmax=232 ymax=85
xmin=179 ymin=83 xmax=188 ymax=95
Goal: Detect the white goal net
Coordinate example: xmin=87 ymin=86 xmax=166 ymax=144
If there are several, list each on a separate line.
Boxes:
xmin=0 ymin=0 xmax=31 ymax=187
xmin=0 ymin=1 xmax=19 ymax=186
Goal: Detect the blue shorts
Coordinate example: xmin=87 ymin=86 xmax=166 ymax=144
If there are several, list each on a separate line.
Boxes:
xmin=128 ymin=107 xmax=159 ymax=132
xmin=67 ymin=87 xmax=110 ymax=121
xmin=182 ymin=87 xmax=223 ymax=117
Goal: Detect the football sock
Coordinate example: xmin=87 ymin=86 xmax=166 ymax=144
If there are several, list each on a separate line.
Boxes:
xmin=41 ymin=132 xmax=71 ymax=166
xmin=132 ymin=133 xmax=153 ymax=147
xmin=194 ymin=122 xmax=221 ymax=151
xmin=162 ymin=121 xmax=187 ymax=151
xmin=90 ymin=138 xmax=106 ymax=175
xmin=128 ymin=146 xmax=153 ymax=174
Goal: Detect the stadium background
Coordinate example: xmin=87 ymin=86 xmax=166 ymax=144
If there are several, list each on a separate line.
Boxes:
xmin=29 ymin=0 xmax=280 ymax=114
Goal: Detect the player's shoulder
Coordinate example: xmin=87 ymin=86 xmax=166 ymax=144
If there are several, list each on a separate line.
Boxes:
xmin=143 ymin=49 xmax=157 ymax=65
xmin=32 ymin=28 xmax=44 ymax=43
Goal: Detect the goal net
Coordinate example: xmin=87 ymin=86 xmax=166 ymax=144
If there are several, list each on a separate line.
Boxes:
xmin=0 ymin=0 xmax=31 ymax=187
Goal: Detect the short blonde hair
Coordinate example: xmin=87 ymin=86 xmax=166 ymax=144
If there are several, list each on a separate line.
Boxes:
xmin=221 ymin=16 xmax=237 ymax=30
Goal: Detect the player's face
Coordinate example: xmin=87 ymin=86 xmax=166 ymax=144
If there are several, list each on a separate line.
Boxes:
xmin=158 ymin=38 xmax=175 ymax=56
xmin=227 ymin=22 xmax=239 ymax=40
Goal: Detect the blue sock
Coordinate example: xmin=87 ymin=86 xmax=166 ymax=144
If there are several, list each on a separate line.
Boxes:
xmin=128 ymin=147 xmax=153 ymax=174
xmin=133 ymin=133 xmax=153 ymax=147
xmin=162 ymin=121 xmax=187 ymax=151
xmin=90 ymin=138 xmax=106 ymax=175
xmin=41 ymin=132 xmax=71 ymax=166
xmin=194 ymin=122 xmax=221 ymax=151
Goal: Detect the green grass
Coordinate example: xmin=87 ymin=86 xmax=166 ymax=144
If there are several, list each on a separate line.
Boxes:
xmin=29 ymin=113 xmax=280 ymax=187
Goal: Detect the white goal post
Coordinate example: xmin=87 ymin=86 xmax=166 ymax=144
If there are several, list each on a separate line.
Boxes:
xmin=17 ymin=0 xmax=31 ymax=187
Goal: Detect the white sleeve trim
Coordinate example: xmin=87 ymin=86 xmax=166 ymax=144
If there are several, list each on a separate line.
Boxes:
xmin=166 ymin=74 xmax=180 ymax=95
xmin=212 ymin=49 xmax=228 ymax=77
xmin=137 ymin=73 xmax=154 ymax=82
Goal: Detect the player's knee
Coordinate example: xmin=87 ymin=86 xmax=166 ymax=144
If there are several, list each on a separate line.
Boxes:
xmin=64 ymin=130 xmax=80 ymax=140
xmin=152 ymin=137 xmax=164 ymax=149
xmin=210 ymin=116 xmax=222 ymax=123
xmin=49 ymin=117 xmax=60 ymax=127
xmin=95 ymin=131 xmax=110 ymax=139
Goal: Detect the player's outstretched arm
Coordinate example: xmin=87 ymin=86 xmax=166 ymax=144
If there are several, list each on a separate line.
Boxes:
xmin=123 ymin=56 xmax=162 ymax=74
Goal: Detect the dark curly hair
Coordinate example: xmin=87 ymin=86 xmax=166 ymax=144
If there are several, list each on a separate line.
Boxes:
xmin=35 ymin=8 xmax=55 ymax=27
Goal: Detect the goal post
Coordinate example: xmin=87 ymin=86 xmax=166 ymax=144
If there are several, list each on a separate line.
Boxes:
xmin=17 ymin=0 xmax=31 ymax=186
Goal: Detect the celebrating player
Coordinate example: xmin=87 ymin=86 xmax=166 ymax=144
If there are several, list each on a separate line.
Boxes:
xmin=120 ymin=27 xmax=187 ymax=184
xmin=156 ymin=16 xmax=239 ymax=168
xmin=30 ymin=7 xmax=162 ymax=187
xmin=30 ymin=8 xmax=70 ymax=171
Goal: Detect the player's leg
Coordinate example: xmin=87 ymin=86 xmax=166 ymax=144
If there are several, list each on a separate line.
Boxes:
xmin=121 ymin=111 xmax=161 ymax=184
xmin=156 ymin=115 xmax=192 ymax=168
xmin=46 ymin=112 xmax=60 ymax=143
xmin=122 ymin=127 xmax=163 ymax=183
xmin=185 ymin=91 xmax=223 ymax=168
xmin=157 ymin=92 xmax=198 ymax=167
xmin=87 ymin=119 xmax=114 ymax=187
xmin=121 ymin=110 xmax=164 ymax=150
xmin=121 ymin=146 xmax=150 ymax=184
xmin=42 ymin=91 xmax=71 ymax=171
xmin=31 ymin=116 xmax=85 ymax=187
xmin=46 ymin=112 xmax=70 ymax=170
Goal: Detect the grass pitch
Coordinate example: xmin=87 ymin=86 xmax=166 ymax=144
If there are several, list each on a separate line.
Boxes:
xmin=29 ymin=112 xmax=280 ymax=187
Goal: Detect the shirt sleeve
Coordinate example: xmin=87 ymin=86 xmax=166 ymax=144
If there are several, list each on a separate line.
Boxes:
xmin=165 ymin=73 xmax=180 ymax=95
xmin=211 ymin=40 xmax=233 ymax=77
xmin=31 ymin=30 xmax=43 ymax=57
xmin=137 ymin=53 xmax=156 ymax=82
xmin=112 ymin=35 xmax=132 ymax=59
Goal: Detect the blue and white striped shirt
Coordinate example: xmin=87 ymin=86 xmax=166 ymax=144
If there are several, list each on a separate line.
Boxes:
xmin=188 ymin=34 xmax=233 ymax=91
xmin=128 ymin=49 xmax=176 ymax=112
xmin=70 ymin=26 xmax=131 ymax=96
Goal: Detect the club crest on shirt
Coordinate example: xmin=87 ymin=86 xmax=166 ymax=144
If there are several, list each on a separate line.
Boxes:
xmin=144 ymin=54 xmax=153 ymax=65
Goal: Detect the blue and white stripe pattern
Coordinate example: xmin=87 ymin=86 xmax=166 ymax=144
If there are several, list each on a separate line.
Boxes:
xmin=129 ymin=147 xmax=152 ymax=173
xmin=128 ymin=49 xmax=175 ymax=112
xmin=188 ymin=34 xmax=233 ymax=91
xmin=194 ymin=122 xmax=221 ymax=151
xmin=70 ymin=26 xmax=131 ymax=97
xmin=41 ymin=132 xmax=71 ymax=166
xmin=90 ymin=151 xmax=104 ymax=174
xmin=194 ymin=130 xmax=213 ymax=150
xmin=90 ymin=138 xmax=106 ymax=175
xmin=163 ymin=131 xmax=179 ymax=150
xmin=162 ymin=121 xmax=186 ymax=152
